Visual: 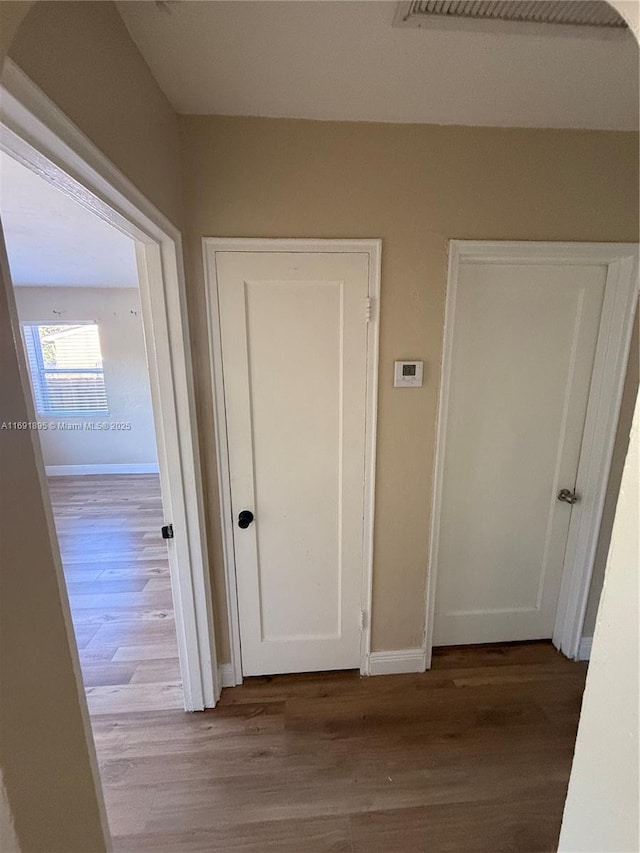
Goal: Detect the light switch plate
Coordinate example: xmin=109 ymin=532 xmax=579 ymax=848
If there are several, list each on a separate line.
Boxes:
xmin=394 ymin=360 xmax=424 ymax=387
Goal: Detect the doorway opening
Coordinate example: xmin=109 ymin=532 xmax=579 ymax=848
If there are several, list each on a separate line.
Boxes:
xmin=1 ymin=149 xmax=184 ymax=713
xmin=0 ymin=59 xmax=217 ymax=713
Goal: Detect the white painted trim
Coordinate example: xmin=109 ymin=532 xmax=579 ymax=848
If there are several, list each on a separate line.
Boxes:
xmin=203 ymin=242 xmax=244 ymax=688
xmin=578 ymin=637 xmax=593 ymax=661
xmin=424 ymin=239 xmax=461 ymax=670
xmin=425 ymin=240 xmax=638 ymax=668
xmin=203 ymin=237 xmax=381 ymax=681
xmin=218 ymin=663 xmax=237 ymax=689
xmin=368 ymin=649 xmax=427 ymax=676
xmin=360 ymin=240 xmax=381 ymax=677
xmin=554 ymin=250 xmax=638 ymax=660
xmin=45 ymin=463 xmax=160 ymax=476
xmin=0 ymin=59 xmax=218 ymax=711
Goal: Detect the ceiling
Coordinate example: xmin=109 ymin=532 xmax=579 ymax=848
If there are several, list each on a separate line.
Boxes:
xmin=117 ymin=1 xmax=638 ymax=130
xmin=0 ymin=152 xmax=138 ymax=288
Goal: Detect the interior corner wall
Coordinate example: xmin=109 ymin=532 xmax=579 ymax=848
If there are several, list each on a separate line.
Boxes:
xmin=8 ymin=0 xmax=183 ymax=229
xmin=0 ymin=2 xmax=33 ymax=60
xmin=178 ymin=115 xmax=639 ymax=657
xmin=14 ymin=286 xmax=158 ymax=470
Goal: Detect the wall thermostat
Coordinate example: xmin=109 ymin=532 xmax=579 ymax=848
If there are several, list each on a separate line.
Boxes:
xmin=394 ymin=360 xmax=424 ymax=388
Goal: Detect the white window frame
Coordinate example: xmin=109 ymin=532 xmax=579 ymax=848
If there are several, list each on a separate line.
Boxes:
xmin=0 ymin=59 xmax=219 ymax=712
xmin=22 ymin=321 xmax=109 ymax=417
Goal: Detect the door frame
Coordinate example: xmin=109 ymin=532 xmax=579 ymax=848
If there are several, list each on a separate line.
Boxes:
xmin=203 ymin=237 xmax=381 ymax=683
xmin=425 ymin=240 xmax=638 ymax=667
xmin=0 ymin=59 xmax=219 ymax=710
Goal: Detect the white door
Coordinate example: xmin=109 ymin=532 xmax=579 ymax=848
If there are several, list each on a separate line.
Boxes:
xmin=433 ymin=259 xmax=607 ymax=646
xmin=215 ymin=250 xmax=371 ymax=675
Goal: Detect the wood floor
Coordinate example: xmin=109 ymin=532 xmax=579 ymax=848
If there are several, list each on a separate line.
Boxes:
xmin=48 ymin=474 xmax=182 ymax=715
xmin=49 ymin=476 xmax=587 ymax=852
xmin=97 ymin=645 xmax=584 ymax=853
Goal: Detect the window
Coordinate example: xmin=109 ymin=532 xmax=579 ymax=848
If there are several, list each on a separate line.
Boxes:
xmin=23 ymin=323 xmax=108 ymax=416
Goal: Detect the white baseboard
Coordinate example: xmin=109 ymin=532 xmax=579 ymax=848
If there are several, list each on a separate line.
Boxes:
xmin=218 ymin=663 xmax=238 ymax=689
xmin=578 ymin=637 xmax=593 ymax=661
xmin=46 ymin=463 xmax=159 ymax=476
xmin=219 ymin=653 xmax=428 ymax=687
xmin=368 ymin=648 xmax=426 ymax=676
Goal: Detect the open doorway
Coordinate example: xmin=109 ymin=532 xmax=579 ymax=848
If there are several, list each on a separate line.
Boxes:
xmin=0 ymin=150 xmax=183 ymax=714
xmin=0 ymin=60 xmax=217 ymax=714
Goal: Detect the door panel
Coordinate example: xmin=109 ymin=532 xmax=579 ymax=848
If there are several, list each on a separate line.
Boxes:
xmin=216 ymin=252 xmax=369 ymax=675
xmin=434 ymin=261 xmax=606 ymax=646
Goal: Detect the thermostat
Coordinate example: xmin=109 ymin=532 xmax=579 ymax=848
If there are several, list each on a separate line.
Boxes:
xmin=394 ymin=360 xmax=424 ymax=388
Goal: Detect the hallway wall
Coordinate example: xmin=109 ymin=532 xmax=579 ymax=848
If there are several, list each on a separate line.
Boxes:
xmin=179 ymin=114 xmax=639 ymax=656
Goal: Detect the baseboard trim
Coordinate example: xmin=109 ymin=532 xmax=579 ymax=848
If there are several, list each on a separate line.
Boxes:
xmin=368 ymin=648 xmax=426 ymax=676
xmin=46 ymin=463 xmax=160 ymax=476
xmin=218 ymin=663 xmax=238 ymax=689
xmin=578 ymin=637 xmax=593 ymax=661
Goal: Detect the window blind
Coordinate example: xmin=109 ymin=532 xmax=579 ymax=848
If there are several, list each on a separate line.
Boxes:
xmin=23 ymin=323 xmax=109 ymax=416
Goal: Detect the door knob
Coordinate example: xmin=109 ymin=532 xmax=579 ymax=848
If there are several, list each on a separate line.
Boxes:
xmin=238 ymin=510 xmax=254 ymax=529
xmin=557 ymin=489 xmax=579 ymax=505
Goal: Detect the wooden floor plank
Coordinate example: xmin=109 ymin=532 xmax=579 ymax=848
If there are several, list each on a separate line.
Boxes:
xmin=349 ymin=790 xmax=565 ymax=853
xmin=48 ymin=474 xmax=181 ymax=715
xmin=92 ymin=645 xmax=584 ymax=852
xmin=48 ymin=475 xmax=586 ymax=852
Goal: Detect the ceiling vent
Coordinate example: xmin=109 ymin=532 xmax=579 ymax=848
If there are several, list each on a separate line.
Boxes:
xmin=394 ymin=1 xmax=628 ymax=34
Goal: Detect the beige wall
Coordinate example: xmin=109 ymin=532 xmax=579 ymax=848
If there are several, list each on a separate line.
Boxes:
xmin=9 ymin=1 xmax=183 ymax=229
xmin=0 ymin=3 xmax=32 ymax=61
xmin=179 ymin=116 xmax=639 ymax=657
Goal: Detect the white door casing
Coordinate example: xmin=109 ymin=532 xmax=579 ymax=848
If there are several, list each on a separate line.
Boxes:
xmin=434 ymin=260 xmax=605 ymax=645
xmin=426 ymin=242 xmax=638 ymax=662
xmin=205 ymin=240 xmax=380 ymax=680
xmin=0 ymin=59 xmax=218 ymax=711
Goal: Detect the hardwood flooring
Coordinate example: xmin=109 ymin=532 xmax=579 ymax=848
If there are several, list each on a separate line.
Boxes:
xmin=49 ymin=476 xmax=586 ymax=852
xmin=94 ymin=643 xmax=583 ymax=852
xmin=48 ymin=474 xmax=182 ymax=715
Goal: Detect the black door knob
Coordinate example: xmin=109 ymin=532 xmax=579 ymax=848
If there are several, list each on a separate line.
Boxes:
xmin=238 ymin=510 xmax=254 ymax=529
